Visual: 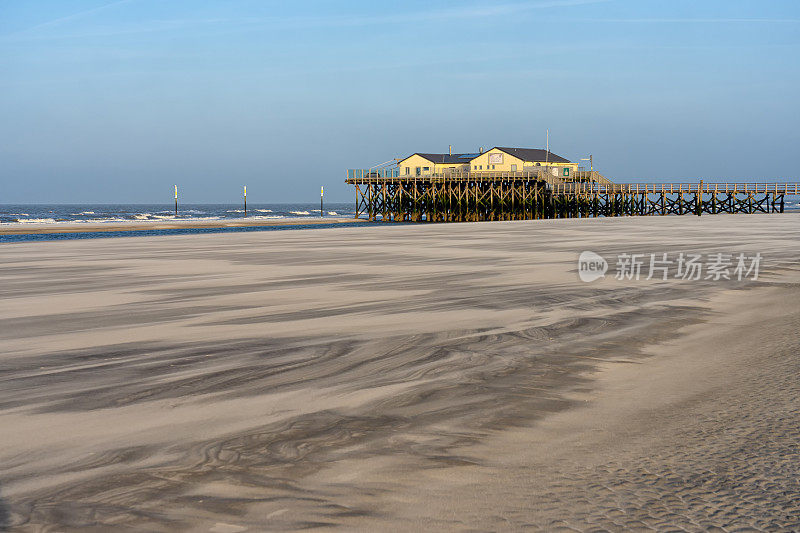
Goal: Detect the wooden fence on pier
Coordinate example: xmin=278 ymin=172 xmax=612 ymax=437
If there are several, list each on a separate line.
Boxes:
xmin=345 ymin=170 xmax=799 ymax=222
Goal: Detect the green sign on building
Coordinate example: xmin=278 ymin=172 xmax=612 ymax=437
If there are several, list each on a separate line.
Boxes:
xmin=563 ymin=168 xmax=570 ymax=177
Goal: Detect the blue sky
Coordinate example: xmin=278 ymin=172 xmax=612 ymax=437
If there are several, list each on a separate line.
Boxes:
xmin=1 ymin=0 xmax=798 ymax=203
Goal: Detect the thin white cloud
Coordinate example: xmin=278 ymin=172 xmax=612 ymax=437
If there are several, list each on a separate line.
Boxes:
xmin=589 ymin=18 xmax=800 ymax=23
xmin=12 ymin=0 xmax=135 ymax=34
xmin=2 ymin=0 xmax=610 ymax=41
xmin=307 ymin=0 xmax=611 ymax=26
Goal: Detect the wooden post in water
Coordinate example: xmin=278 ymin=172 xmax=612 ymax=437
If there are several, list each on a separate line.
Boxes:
xmin=174 ymin=185 xmax=178 ymax=216
xmin=244 ymin=185 xmax=247 ymax=216
xmin=320 ymin=186 xmax=324 ymax=217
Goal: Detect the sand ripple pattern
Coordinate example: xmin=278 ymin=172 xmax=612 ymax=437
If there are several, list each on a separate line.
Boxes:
xmin=0 ymin=215 xmax=799 ymax=531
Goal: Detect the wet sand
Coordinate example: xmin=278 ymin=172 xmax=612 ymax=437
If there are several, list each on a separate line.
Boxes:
xmin=0 ymin=217 xmax=355 ymax=235
xmin=1 ymin=214 xmax=799 ymax=531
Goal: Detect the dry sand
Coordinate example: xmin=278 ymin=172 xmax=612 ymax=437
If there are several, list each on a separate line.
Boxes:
xmin=0 ymin=214 xmax=799 ymax=531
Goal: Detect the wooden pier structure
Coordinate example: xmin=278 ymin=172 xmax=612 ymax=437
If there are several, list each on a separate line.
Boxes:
xmin=345 ymin=169 xmax=799 ymax=222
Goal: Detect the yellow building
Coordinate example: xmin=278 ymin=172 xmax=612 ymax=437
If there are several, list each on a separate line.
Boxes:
xmin=398 ymin=147 xmax=578 ymax=178
xmin=469 ymin=147 xmax=579 ymax=178
xmin=398 ymin=152 xmax=475 ymax=176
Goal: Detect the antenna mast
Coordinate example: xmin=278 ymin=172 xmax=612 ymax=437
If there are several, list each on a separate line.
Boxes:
xmin=546 ymin=130 xmax=550 ymax=165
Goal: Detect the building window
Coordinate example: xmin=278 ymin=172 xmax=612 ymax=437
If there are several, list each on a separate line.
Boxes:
xmin=405 ymin=167 xmax=410 ymax=175
xmin=473 ymin=165 xmax=477 ymax=170
xmin=511 ymin=164 xmax=517 ymax=171
xmin=416 ymin=167 xmax=421 ymax=176
xmin=422 ymin=166 xmax=430 ymax=172
xmin=491 ymin=165 xmax=495 ymax=170
xmin=479 ymin=165 xmax=483 ymax=170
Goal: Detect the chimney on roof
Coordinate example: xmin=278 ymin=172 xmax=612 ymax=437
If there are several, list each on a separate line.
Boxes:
xmin=449 ymin=145 xmax=452 ymax=156
xmin=479 ymin=146 xmax=484 ymax=154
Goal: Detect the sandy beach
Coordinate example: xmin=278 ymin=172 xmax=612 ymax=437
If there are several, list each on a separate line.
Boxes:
xmin=1 ymin=214 xmax=799 ymax=531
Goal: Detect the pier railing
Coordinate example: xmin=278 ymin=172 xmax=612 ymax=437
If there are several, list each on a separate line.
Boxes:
xmin=346 ymin=169 xmax=600 ymax=188
xmin=554 ymin=182 xmax=800 ymax=195
xmin=345 ymin=168 xmax=798 ymax=222
xmin=346 ymin=169 xmax=795 ymax=195
xmin=347 ymin=169 xmax=402 ymax=179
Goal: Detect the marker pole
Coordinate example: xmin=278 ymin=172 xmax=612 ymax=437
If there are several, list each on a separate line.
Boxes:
xmin=320 ymin=186 xmax=324 ymax=217
xmin=244 ymin=185 xmax=247 ymax=216
xmin=174 ymin=185 xmax=178 ymax=215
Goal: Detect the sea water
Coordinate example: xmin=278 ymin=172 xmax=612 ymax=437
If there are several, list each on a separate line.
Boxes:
xmin=0 ymin=203 xmax=355 ymax=225
xmin=0 ymin=203 xmax=365 ymax=242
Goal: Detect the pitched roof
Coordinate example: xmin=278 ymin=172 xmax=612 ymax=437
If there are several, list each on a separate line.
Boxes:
xmin=412 ymin=153 xmax=477 ymax=164
xmin=493 ymin=147 xmax=571 ymax=164
xmin=401 ymin=148 xmax=571 ymax=165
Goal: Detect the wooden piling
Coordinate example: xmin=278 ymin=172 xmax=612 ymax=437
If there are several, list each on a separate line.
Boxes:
xmin=345 ymin=172 xmax=798 ymax=223
xmin=697 ymin=180 xmax=703 ymax=216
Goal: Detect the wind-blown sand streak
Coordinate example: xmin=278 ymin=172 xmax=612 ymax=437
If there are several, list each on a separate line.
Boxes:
xmin=0 ymin=214 xmax=799 ymax=531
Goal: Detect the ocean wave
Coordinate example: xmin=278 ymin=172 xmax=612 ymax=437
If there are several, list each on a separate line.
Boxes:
xmin=73 ymin=211 xmax=96 ymax=215
xmin=133 ymin=214 xmax=228 ymax=221
xmin=250 ymin=215 xmax=284 ymax=219
xmin=70 ymin=218 xmax=131 ymax=224
xmin=227 ymin=209 xmax=245 ymax=213
xmin=327 ymin=211 xmax=338 ymax=215
xmin=255 ymin=209 xmax=273 ymax=213
xmin=289 ymin=211 xmax=310 ymax=215
xmin=13 ymin=218 xmax=59 ymax=224
xmin=7 ymin=213 xmax=29 ymax=216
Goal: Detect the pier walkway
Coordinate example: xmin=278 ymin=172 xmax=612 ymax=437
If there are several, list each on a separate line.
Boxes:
xmin=345 ymin=169 xmax=799 ymax=222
